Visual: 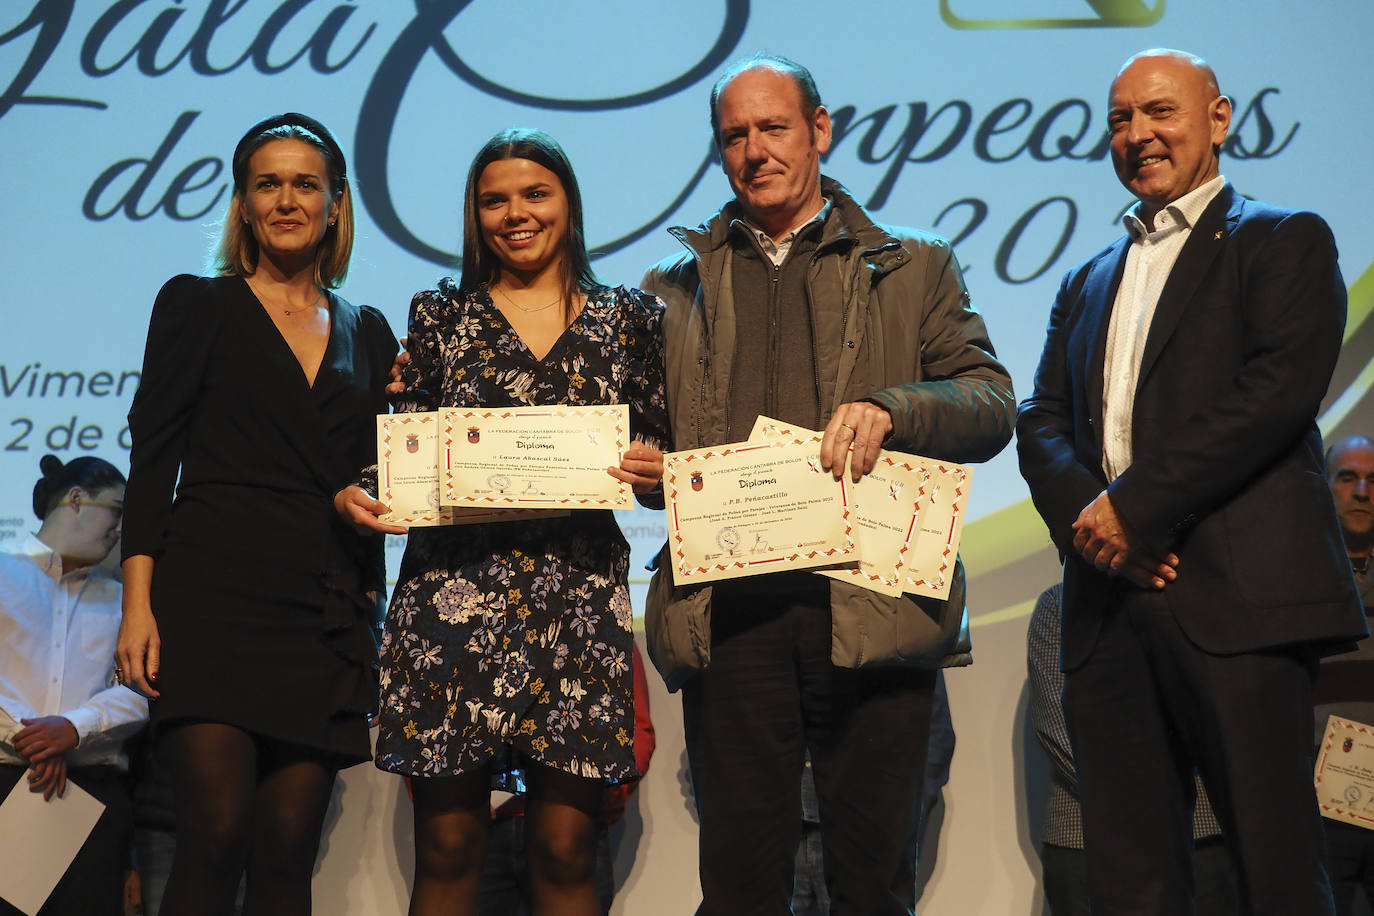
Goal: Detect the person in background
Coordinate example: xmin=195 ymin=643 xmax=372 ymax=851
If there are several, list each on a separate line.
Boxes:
xmin=0 ymin=454 xmax=148 ymax=916
xmin=116 ymin=112 xmax=397 ymax=916
xmin=1315 ymin=435 xmax=1374 ymax=915
xmin=1027 ymin=582 xmax=1237 ymax=915
xmin=338 ymin=127 xmax=668 ymax=916
xmin=480 ymin=642 xmax=657 ymax=915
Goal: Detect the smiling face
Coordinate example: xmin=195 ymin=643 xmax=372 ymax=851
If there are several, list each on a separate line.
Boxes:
xmin=715 ymin=66 xmax=832 ymax=241
xmin=1329 ymin=441 xmax=1374 ymax=552
xmin=239 ymin=138 xmax=338 ymax=271
xmin=475 ymin=157 xmax=570 ymax=280
xmin=1107 ymin=53 xmax=1231 ymax=224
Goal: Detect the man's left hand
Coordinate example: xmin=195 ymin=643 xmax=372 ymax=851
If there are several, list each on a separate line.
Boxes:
xmin=822 ymin=402 xmax=893 ymax=482
xmin=27 ymin=756 xmax=68 ymax=800
xmin=13 ymin=716 xmax=78 ymax=764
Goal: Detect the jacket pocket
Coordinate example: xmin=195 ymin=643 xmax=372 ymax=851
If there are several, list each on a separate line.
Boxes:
xmin=644 ymin=545 xmax=714 ymax=692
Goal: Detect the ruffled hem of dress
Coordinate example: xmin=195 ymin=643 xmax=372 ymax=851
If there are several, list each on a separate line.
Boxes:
xmin=317 ymin=567 xmax=380 ymax=760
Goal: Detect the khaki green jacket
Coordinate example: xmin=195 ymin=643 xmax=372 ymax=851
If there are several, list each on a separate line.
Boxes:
xmin=641 ymin=178 xmax=1014 ymax=690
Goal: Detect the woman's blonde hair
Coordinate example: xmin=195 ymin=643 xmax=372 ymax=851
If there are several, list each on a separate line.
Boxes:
xmin=211 ymin=114 xmax=354 ymax=288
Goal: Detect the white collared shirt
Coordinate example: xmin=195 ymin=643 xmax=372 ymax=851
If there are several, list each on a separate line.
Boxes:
xmin=743 ymin=199 xmax=831 ymax=266
xmin=1101 ymin=175 xmax=1227 ymax=481
xmin=0 ymin=534 xmax=147 ymax=769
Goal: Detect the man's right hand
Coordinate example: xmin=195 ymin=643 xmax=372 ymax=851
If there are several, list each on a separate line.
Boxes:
xmin=1115 ymin=549 xmax=1181 ymax=590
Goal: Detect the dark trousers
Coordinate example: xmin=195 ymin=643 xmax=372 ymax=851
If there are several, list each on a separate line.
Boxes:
xmin=681 ymin=580 xmax=935 ymax=916
xmin=1325 ymin=818 xmax=1374 ymax=915
xmin=0 ymin=763 xmax=131 ymax=916
xmin=1064 ymin=588 xmax=1333 ymax=916
xmin=1041 ymin=838 xmax=1238 ymax=916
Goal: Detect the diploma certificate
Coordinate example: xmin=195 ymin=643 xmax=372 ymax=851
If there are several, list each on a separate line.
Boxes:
xmin=748 ymin=418 xmax=966 ymax=599
xmin=441 ymin=405 xmax=630 ymax=509
xmin=748 ymin=419 xmax=927 ymax=596
xmin=818 ymin=455 xmax=932 ymax=596
xmin=902 ymin=459 xmax=971 ymax=600
xmin=377 ymin=413 xmax=568 ymax=526
xmin=1315 ymin=715 xmax=1374 ymax=830
xmin=664 ymin=435 xmax=855 ymax=585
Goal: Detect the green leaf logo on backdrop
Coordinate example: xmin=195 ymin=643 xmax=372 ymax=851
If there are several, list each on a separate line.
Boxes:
xmin=940 ymin=0 xmax=1164 ymax=29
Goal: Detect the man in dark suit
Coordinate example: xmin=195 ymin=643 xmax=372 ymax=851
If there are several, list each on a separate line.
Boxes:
xmin=1017 ymin=48 xmax=1368 ymax=915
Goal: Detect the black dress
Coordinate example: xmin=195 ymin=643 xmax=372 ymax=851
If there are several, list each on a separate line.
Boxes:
xmin=373 ymin=281 xmax=668 ymax=783
xmin=123 ymin=275 xmax=397 ymax=763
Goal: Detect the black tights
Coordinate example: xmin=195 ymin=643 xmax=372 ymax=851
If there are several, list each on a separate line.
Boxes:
xmin=156 ymin=721 xmax=337 ymax=916
xmin=409 ymin=758 xmax=603 ymax=916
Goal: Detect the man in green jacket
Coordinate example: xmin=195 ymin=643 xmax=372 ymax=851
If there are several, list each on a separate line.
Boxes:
xmin=640 ymin=53 xmax=1015 ymax=915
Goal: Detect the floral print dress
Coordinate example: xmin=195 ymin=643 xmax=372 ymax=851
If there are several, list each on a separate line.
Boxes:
xmin=374 ymin=279 xmax=668 ymax=785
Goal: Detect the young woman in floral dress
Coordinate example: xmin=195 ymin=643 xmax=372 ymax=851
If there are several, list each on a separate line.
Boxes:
xmin=337 ymin=128 xmax=667 ymax=915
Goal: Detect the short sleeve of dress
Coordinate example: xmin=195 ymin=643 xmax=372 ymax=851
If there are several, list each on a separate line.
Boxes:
xmin=359 ymin=304 xmax=400 ymax=388
xmin=392 ymin=285 xmax=454 ymax=415
xmin=351 ymin=304 xmax=401 ymax=500
xmin=617 ymin=287 xmax=670 ymax=510
xmin=617 ymin=286 xmax=670 ymax=453
xmin=123 ymin=275 xmax=225 ymax=561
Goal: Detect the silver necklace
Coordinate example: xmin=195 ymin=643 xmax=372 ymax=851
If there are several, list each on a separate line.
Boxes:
xmin=493 ymin=284 xmax=561 ymax=314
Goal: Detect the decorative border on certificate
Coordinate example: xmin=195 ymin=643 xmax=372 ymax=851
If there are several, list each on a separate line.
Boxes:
xmin=748 ymin=416 xmax=968 ymax=599
xmin=664 ymin=436 xmax=855 ymax=585
xmin=378 ymin=412 xmax=446 ymax=526
xmin=1315 ymin=714 xmax=1374 ymax=830
xmin=904 ymin=460 xmax=970 ymax=601
xmin=440 ymin=405 xmax=631 ymax=509
xmin=819 ymin=455 xmax=932 ymax=597
xmin=378 ymin=413 xmax=572 ymax=526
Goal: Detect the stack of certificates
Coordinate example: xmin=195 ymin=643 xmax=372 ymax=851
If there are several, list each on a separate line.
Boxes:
xmin=375 ymin=408 xmax=969 ymax=600
xmin=662 ymin=417 xmax=970 ymax=600
xmin=376 ymin=405 xmax=633 ymax=526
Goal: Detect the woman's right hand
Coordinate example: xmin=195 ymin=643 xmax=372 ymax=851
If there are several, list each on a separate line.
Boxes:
xmin=116 ymin=599 xmax=162 ymax=700
xmin=334 ymin=486 xmax=408 ymax=535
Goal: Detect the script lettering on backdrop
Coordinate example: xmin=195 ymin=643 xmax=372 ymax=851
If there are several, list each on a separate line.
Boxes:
xmin=3 ymin=1 xmax=1300 ymax=265
xmin=0 ymin=0 xmax=1307 ymax=471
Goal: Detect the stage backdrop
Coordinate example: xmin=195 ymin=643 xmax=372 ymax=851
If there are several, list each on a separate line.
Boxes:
xmin=4 ymin=1 xmax=1372 ymax=912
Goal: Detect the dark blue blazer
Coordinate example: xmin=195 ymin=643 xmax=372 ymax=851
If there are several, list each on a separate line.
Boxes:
xmin=1017 ymin=183 xmax=1367 ymax=669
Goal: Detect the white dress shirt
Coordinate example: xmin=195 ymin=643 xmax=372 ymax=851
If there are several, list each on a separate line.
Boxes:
xmin=0 ymin=534 xmax=147 ymax=769
xmin=1101 ymin=175 xmax=1226 ymax=481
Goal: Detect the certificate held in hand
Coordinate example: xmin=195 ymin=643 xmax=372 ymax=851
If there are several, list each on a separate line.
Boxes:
xmin=664 ymin=435 xmax=855 ymax=585
xmin=377 ymin=412 xmax=571 ymax=527
xmin=442 ymin=404 xmax=632 ymax=509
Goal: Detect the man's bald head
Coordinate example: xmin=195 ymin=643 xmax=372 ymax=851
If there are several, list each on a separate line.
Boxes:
xmin=1107 ymin=48 xmax=1231 ymax=225
xmin=1327 ymin=435 xmax=1374 ymax=554
xmin=1115 ymin=49 xmax=1220 ymax=98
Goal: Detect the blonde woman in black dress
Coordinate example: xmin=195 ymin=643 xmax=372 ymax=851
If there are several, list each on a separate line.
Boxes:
xmin=116 ymin=113 xmax=396 ymax=916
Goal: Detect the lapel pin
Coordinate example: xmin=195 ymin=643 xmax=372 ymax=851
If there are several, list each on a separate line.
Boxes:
xmin=1213 ymin=230 xmax=1223 ymax=241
